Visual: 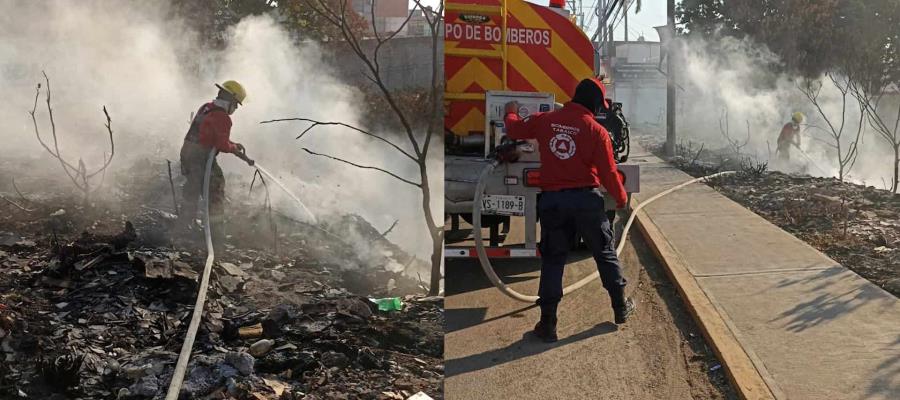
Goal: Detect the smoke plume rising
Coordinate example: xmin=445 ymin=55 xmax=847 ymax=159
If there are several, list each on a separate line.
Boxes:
xmin=0 ymin=0 xmax=441 ymax=266
xmin=673 ymin=34 xmax=896 ymax=187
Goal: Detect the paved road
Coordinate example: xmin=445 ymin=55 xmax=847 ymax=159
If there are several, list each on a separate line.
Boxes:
xmin=444 ymin=217 xmax=736 ymax=399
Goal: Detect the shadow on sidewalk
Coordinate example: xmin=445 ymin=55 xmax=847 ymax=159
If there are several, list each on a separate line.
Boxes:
xmin=868 ymin=335 xmax=900 ymax=397
xmin=769 ymin=266 xmax=894 ymax=332
xmin=444 ymin=321 xmax=618 ymax=378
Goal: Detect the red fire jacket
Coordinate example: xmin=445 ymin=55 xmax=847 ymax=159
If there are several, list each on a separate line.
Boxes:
xmin=777 ymin=123 xmax=800 ymax=149
xmin=193 ymin=102 xmax=237 ymax=153
xmin=505 ymin=102 xmax=628 ymax=207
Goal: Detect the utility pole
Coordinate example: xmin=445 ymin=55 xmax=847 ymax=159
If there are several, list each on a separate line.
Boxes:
xmin=624 ymin=7 xmax=628 ymax=42
xmin=608 ymin=21 xmax=614 ymax=70
xmin=665 ymin=0 xmax=676 ymax=156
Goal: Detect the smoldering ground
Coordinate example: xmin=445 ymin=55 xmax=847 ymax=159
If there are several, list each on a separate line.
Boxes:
xmin=0 ymin=0 xmax=442 ymax=275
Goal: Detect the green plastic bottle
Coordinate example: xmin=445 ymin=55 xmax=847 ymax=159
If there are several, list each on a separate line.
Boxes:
xmin=371 ymin=297 xmax=403 ymax=312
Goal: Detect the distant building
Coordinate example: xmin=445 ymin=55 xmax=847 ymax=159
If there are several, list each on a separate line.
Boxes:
xmin=405 ymin=7 xmax=435 ymax=37
xmin=351 ymin=0 xmax=435 ymax=37
xmin=353 ymin=0 xmax=409 ymax=35
xmin=602 ymin=40 xmax=667 ymax=130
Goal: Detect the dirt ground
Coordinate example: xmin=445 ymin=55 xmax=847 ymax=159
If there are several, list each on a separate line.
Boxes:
xmin=622 ymin=233 xmax=736 ymax=399
xmin=0 ymin=156 xmax=442 ymax=399
xmin=443 ymin=217 xmax=736 ymax=399
xmin=639 ymin=135 xmax=900 ymax=298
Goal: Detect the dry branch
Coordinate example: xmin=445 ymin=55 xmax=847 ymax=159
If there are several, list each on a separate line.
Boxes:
xmin=28 ymin=72 xmax=115 ymax=200
xmin=380 ymin=220 xmax=399 ymax=238
xmin=718 ymin=107 xmax=750 ymax=155
xmin=0 ymin=194 xmax=33 ymax=212
xmin=260 ymin=117 xmax=416 ymax=161
xmin=85 ymin=106 xmax=115 ymax=180
xmin=289 ymin=0 xmax=445 ymax=295
xmin=799 ymin=75 xmax=865 ymax=181
xmin=849 ymin=78 xmax=900 ymax=192
xmin=300 ymin=148 xmax=421 ymax=187
xmin=11 ymin=178 xmax=30 ymax=205
xmin=249 ymin=169 xmax=278 ymax=252
xmin=166 ymin=160 xmax=179 ymax=215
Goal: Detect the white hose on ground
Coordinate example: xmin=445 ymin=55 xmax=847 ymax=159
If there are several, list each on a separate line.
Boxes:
xmin=165 ymin=148 xmax=218 ymax=400
xmin=165 ymin=157 xmax=331 ymax=397
xmin=472 ymin=160 xmax=735 ymax=303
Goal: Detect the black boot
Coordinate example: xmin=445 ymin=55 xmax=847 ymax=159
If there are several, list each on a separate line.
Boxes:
xmin=608 ymin=286 xmax=635 ymax=324
xmin=614 ymin=297 xmax=636 ymax=325
xmin=533 ymin=315 xmax=558 ymax=343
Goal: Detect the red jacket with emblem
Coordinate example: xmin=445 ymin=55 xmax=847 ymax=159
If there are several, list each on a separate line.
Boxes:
xmin=504 ymin=102 xmax=627 ymax=207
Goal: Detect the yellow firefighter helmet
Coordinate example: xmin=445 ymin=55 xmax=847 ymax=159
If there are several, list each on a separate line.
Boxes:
xmin=215 ymin=80 xmax=247 ymax=104
xmin=792 ymin=111 xmax=805 ymax=124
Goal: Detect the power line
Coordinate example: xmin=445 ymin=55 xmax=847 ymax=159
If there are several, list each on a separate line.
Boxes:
xmin=584 ymin=0 xmax=600 ymax=30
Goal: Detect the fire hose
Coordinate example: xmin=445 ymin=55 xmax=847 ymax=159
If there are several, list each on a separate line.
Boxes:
xmin=791 ymin=145 xmax=829 ymax=176
xmin=165 ymin=153 xmax=320 ymax=399
xmin=165 ymin=149 xmax=218 ymax=399
xmin=472 ymin=159 xmax=735 ymax=303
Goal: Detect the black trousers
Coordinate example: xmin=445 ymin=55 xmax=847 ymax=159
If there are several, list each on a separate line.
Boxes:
xmin=537 ymin=189 xmax=627 ymax=317
xmin=179 ymin=142 xmax=226 ymax=249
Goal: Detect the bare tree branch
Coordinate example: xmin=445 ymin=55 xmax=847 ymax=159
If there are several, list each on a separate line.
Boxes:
xmin=11 ymin=179 xmax=29 ymax=205
xmin=303 ymin=0 xmax=422 ymax=158
xmin=248 ymin=169 xmax=278 ymax=252
xmin=30 ymin=74 xmax=83 ymax=190
xmin=799 ymin=75 xmax=865 ymax=181
xmin=849 ymin=75 xmax=900 ymax=192
xmin=28 ymin=72 xmax=116 ymax=200
xmin=380 ymin=219 xmax=399 ymax=237
xmin=166 ymin=160 xmax=179 ymax=215
xmin=372 ymin=1 xmax=420 ymax=67
xmin=301 ymin=147 xmax=421 ymax=187
xmin=0 ymin=194 xmax=33 ymax=212
xmin=802 ymin=126 xmax=838 ymax=148
xmin=296 ymin=0 xmax=445 ymax=295
xmin=85 ymin=106 xmax=115 ymax=179
xmin=260 ymin=117 xmax=417 ymax=161
xmin=412 ymin=0 xmax=444 ymax=154
xmin=718 ymin=106 xmax=750 ymax=155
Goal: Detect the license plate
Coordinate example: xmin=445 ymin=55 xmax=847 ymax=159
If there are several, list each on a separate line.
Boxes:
xmin=482 ymin=195 xmax=525 ymax=216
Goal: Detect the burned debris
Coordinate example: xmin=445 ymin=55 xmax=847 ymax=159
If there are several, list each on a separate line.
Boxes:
xmin=0 ymin=159 xmax=442 ymax=399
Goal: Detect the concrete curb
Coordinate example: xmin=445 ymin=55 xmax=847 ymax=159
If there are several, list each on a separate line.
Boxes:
xmin=634 ymin=208 xmax=777 ymax=400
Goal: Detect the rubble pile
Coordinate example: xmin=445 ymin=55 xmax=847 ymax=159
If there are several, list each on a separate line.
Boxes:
xmin=0 ymin=159 xmax=442 ymax=399
xmin=639 ymin=135 xmax=900 ymax=297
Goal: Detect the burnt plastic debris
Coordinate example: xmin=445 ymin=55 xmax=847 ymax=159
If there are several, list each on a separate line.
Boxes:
xmin=0 ymin=176 xmax=443 ymax=399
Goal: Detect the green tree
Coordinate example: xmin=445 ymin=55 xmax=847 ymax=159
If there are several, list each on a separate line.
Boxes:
xmin=677 ymin=0 xmax=845 ymax=77
xmin=278 ymin=0 xmax=369 ymax=42
xmin=167 ymin=0 xmax=277 ymax=48
xmin=844 ymin=0 xmax=900 ymax=191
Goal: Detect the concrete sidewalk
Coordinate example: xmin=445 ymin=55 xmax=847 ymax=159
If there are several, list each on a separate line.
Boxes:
xmin=630 ymin=143 xmax=900 ymax=399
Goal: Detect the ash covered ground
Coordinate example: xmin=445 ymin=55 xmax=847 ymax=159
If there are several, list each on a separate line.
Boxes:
xmin=640 ymin=135 xmax=900 ymax=298
xmin=0 ymin=156 xmax=443 ymax=399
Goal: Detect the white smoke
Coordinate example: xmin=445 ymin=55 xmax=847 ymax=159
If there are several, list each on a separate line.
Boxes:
xmin=0 ymin=0 xmax=441 ymax=262
xmin=672 ymin=34 xmax=896 ymax=187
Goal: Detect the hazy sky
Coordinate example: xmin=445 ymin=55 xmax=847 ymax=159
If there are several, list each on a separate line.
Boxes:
xmin=414 ymin=0 xmax=666 ymax=41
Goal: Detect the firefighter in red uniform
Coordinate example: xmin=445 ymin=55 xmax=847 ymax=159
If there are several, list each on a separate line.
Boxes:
xmin=777 ymin=112 xmax=804 ymax=162
xmin=504 ymin=78 xmax=635 ymax=342
xmin=179 ymin=81 xmax=254 ymax=252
